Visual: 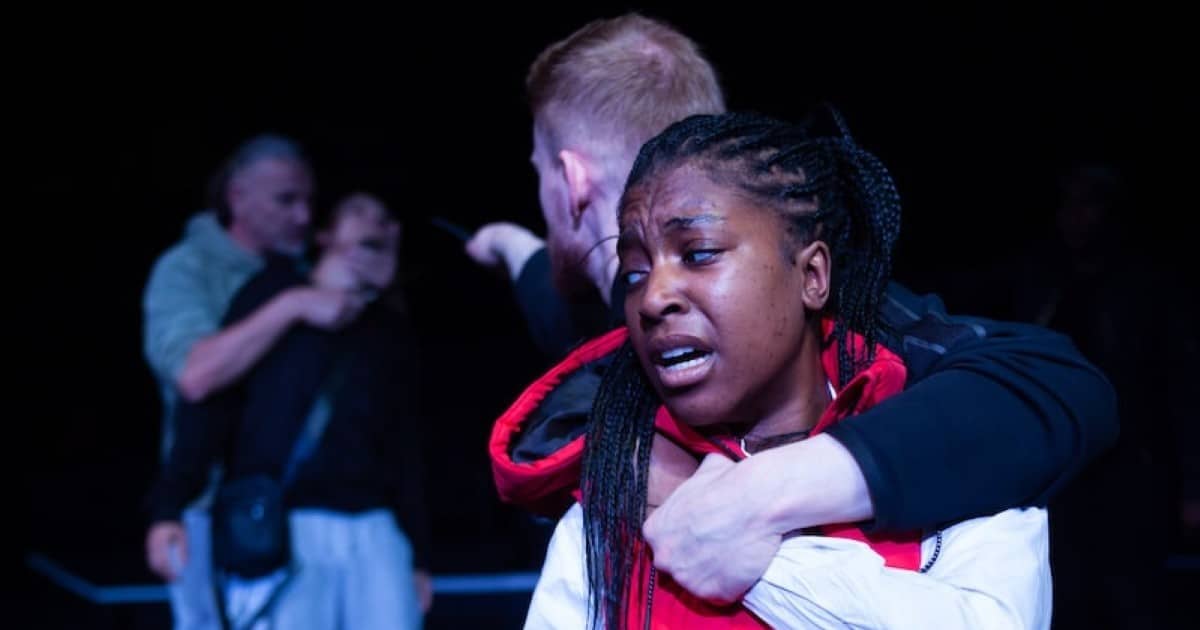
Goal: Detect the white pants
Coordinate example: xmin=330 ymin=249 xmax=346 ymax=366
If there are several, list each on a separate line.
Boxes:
xmin=168 ymin=508 xmax=221 ymax=630
xmin=224 ymin=509 xmax=423 ymax=630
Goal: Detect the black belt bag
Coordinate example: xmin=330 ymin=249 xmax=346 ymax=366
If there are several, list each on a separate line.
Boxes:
xmin=211 ymin=357 xmax=349 ymax=580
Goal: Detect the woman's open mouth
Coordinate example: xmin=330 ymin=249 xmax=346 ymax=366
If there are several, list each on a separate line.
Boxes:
xmin=649 ymin=337 xmax=715 ymax=389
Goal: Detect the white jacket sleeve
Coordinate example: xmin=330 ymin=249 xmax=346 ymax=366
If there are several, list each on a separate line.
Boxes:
xmin=743 ymin=507 xmax=1052 ymax=629
xmin=525 ymin=503 xmax=590 ymax=630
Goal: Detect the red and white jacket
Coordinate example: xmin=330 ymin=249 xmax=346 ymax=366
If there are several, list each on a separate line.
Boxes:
xmin=491 ymin=322 xmax=943 ymax=628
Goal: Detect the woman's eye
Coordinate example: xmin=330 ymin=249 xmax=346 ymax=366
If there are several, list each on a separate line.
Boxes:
xmin=620 ymin=270 xmax=648 ymax=287
xmin=683 ymin=249 xmax=720 ymax=265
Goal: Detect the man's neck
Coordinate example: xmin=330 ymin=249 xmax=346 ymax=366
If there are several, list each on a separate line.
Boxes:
xmin=582 ymin=197 xmax=621 ymax=306
xmin=227 ymin=222 xmax=264 ymax=256
xmin=587 ymin=240 xmax=620 ymax=306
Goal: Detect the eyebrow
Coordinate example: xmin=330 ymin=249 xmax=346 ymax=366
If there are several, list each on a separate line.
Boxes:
xmin=617 ymin=213 xmax=726 ymax=252
xmin=663 ymin=213 xmax=725 ymax=231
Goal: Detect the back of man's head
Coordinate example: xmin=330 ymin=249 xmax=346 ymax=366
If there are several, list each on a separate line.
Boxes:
xmin=527 ymin=14 xmax=725 ymax=180
xmin=208 ymin=134 xmax=309 ymax=226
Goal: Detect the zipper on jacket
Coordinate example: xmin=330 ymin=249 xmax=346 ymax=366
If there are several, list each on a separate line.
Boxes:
xmin=643 ymin=565 xmax=657 ymax=630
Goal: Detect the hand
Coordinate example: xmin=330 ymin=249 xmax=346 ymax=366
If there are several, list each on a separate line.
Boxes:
xmin=414 ymin=569 xmax=434 ymax=614
xmin=643 ymin=454 xmax=782 ymax=604
xmin=344 ymin=242 xmax=398 ymax=290
xmin=289 ymin=287 xmax=367 ymax=330
xmin=464 ymin=222 xmax=544 ymax=279
xmin=145 ymin=521 xmax=187 ymax=582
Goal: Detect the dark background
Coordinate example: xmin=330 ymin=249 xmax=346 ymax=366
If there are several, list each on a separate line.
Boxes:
xmin=13 ymin=1 xmax=1194 ymax=627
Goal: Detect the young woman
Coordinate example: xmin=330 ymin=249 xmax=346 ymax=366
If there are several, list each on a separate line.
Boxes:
xmin=493 ymin=112 xmax=1051 ymax=629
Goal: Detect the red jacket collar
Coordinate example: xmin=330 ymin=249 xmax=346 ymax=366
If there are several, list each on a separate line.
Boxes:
xmin=490 ymin=322 xmax=922 ymax=627
xmin=491 ymin=321 xmax=907 ymax=531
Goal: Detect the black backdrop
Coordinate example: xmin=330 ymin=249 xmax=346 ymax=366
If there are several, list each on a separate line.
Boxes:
xmin=13 ymin=1 xmax=1193 ymax=625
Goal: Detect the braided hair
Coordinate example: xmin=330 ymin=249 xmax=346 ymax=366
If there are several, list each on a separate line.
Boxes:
xmin=580 ymin=109 xmax=903 ymax=629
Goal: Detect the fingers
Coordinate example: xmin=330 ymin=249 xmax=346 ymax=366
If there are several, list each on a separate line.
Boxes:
xmin=146 ymin=539 xmax=171 ymax=580
xmin=416 ymin=571 xmax=434 ymax=613
xmin=464 ymin=230 xmax=498 ymax=266
xmin=345 ymin=250 xmax=396 ymax=286
xmin=172 ymin=530 xmax=188 ymax=574
xmin=146 ymin=526 xmax=184 ymax=582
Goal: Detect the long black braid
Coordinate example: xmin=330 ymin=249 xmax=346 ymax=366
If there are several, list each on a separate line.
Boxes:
xmin=580 ymin=109 xmax=903 ymax=629
xmin=580 ymin=342 xmax=658 ymax=629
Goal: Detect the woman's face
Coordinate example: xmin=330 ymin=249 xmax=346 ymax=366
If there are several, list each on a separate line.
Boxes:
xmin=618 ymin=164 xmax=828 ymax=428
xmin=328 ymin=194 xmax=400 ymax=251
xmin=314 ymin=194 xmax=401 ymax=293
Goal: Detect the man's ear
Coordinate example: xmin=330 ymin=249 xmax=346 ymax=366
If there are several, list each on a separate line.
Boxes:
xmin=559 ymin=148 xmax=595 ymax=227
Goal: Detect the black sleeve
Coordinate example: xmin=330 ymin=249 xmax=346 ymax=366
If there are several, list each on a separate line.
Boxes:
xmin=823 ymin=282 xmax=1120 ymax=532
xmin=512 ymin=247 xmax=611 ymax=361
xmin=381 ymin=317 xmax=433 ymax=571
xmin=146 ymin=389 xmax=242 ymax=522
xmin=225 ymin=256 xmax=304 ymax=324
xmin=145 ymin=261 xmax=297 ymax=523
